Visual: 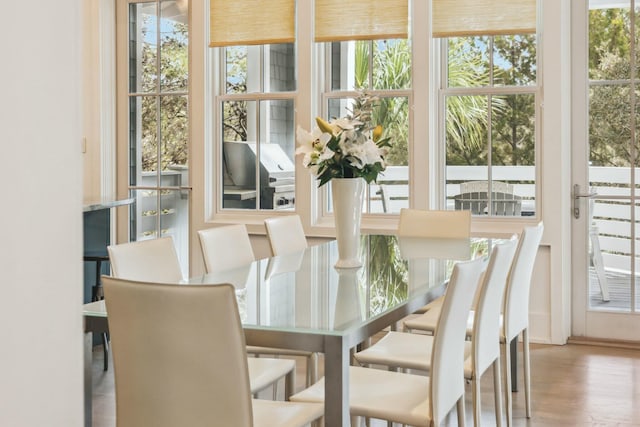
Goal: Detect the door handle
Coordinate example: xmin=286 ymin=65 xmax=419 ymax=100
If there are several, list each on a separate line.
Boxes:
xmin=573 ymin=184 xmax=598 ymax=219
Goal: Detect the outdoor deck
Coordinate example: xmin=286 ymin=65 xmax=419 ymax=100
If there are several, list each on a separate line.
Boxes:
xmin=589 ymin=267 xmax=639 ymax=311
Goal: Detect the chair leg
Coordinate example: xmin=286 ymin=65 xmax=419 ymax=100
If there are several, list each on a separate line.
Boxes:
xmin=457 ymin=395 xmax=466 ymax=427
xmin=307 ymin=352 xmax=318 ymax=386
xmin=493 ymin=357 xmax=503 ymax=427
xmin=101 ymin=333 xmax=109 ymax=371
xmin=472 ymin=376 xmax=481 ymax=427
xmin=523 ymin=328 xmax=532 ymax=418
xmin=502 ymin=342 xmax=513 ymax=427
xmin=284 ymin=369 xmax=295 ymax=401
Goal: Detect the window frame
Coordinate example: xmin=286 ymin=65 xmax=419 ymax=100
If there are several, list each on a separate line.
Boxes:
xmin=202 ymin=0 xmax=543 ymax=236
xmin=436 ymin=34 xmax=542 ymax=221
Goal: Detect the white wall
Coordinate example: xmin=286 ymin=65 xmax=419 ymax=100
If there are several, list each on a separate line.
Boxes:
xmin=0 ymin=0 xmax=84 ymax=426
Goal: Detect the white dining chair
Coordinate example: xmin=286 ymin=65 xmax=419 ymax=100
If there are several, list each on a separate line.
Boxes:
xmin=398 ymin=208 xmax=472 ymax=315
xmin=108 ymin=237 xmax=184 ymax=283
xmin=264 ymin=215 xmax=308 ymax=256
xmin=290 ymin=257 xmax=486 ymax=426
xmin=108 ymin=236 xmax=296 ymax=399
xmin=197 ymin=225 xmax=255 ymax=273
xmin=398 ymin=208 xmax=471 ymax=239
xmin=103 ymin=277 xmax=324 ymax=427
xmin=403 ymin=223 xmax=544 ymax=426
xmin=502 ymin=222 xmax=544 ymax=426
xmin=198 ymin=224 xmax=317 ymax=387
xmin=354 ymin=238 xmax=518 ymax=426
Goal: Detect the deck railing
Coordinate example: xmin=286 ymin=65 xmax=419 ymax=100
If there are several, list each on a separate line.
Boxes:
xmin=369 ymin=165 xmax=639 ymax=274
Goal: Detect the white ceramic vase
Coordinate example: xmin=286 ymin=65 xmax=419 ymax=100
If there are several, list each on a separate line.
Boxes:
xmin=331 ymin=177 xmax=365 ymax=268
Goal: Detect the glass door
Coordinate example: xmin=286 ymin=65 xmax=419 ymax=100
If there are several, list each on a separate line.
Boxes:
xmin=572 ymin=0 xmax=640 ymax=341
xmin=116 ymin=0 xmax=190 ymax=275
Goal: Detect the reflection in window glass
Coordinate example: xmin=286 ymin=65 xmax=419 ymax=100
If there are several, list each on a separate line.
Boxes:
xmin=129 ymin=2 xmax=158 ymax=93
xmin=225 ymin=44 xmax=296 ymax=94
xmin=220 ymin=43 xmax=296 ymax=211
xmin=221 ymin=99 xmax=296 ymax=210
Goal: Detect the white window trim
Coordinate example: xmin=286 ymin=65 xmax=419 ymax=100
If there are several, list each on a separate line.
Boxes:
xmin=199 ymin=0 xmax=543 ymax=238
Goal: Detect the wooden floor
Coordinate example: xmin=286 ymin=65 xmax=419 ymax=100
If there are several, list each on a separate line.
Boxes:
xmin=91 ymin=339 xmax=640 ymax=426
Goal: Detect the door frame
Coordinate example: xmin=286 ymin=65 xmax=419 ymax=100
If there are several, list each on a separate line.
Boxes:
xmin=571 ymin=0 xmax=640 ymax=342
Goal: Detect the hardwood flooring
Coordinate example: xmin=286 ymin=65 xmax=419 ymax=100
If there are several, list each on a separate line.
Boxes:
xmin=91 ymin=340 xmax=640 ymax=426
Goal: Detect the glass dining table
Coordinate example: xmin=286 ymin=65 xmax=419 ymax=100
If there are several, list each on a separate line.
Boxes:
xmin=83 ymin=234 xmax=497 ymax=427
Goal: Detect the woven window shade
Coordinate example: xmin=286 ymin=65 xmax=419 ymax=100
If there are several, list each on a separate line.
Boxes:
xmin=315 ymin=0 xmax=408 ymax=42
xmin=209 ymin=0 xmax=295 ymax=47
xmin=433 ymin=0 xmax=536 ymax=38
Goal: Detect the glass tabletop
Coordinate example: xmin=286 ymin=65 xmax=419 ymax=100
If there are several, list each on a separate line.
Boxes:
xmin=183 ymin=235 xmax=493 ymax=335
xmin=84 ymin=235 xmax=496 ymax=336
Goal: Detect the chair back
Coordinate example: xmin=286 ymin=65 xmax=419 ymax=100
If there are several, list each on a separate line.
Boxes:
xmin=198 ymin=224 xmax=255 ymax=273
xmin=103 ymin=277 xmax=253 ymax=427
xmin=398 ymin=208 xmax=471 ymax=239
xmin=264 ymin=215 xmax=307 ymax=256
xmin=503 ymin=222 xmax=544 ymax=342
xmin=472 ymin=238 xmax=518 ymax=375
xmin=107 ymin=237 xmax=183 ymax=283
xmin=430 ymin=256 xmax=485 ymax=424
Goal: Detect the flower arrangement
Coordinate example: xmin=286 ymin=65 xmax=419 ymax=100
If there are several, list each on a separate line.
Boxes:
xmin=296 ymin=92 xmax=392 ymax=187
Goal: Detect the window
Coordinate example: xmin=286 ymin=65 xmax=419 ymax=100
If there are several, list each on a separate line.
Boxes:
xmin=441 ymin=34 xmax=538 ymax=217
xmin=218 ymin=44 xmax=297 ymax=211
xmin=117 ymin=0 xmax=190 ymax=272
xmin=205 ymin=1 xmax=540 ymax=228
xmin=323 ymin=39 xmax=412 ymax=214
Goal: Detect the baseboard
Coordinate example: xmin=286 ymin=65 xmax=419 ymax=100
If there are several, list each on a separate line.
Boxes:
xmin=568 ymin=336 xmax=640 ymax=350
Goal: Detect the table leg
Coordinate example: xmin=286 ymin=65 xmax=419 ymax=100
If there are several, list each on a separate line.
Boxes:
xmin=510 ymin=336 xmax=518 ymax=392
xmin=324 ymin=336 xmax=350 ymax=427
xmin=84 ymin=332 xmax=93 ymax=427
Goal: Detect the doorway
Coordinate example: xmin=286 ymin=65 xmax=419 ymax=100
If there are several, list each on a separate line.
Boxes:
xmin=572 ymin=0 xmax=640 ymax=341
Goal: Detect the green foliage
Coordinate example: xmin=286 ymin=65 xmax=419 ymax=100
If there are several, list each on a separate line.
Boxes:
xmin=445 ymin=38 xmax=491 ymax=165
xmin=353 ymin=40 xmax=411 ymax=166
xmin=445 ymin=36 xmax=536 ymax=167
xmin=589 ymin=8 xmax=630 ymax=79
xmin=354 ymin=41 xmax=370 ymax=89
xmin=139 ymin=19 xmax=189 ymax=171
xmin=588 ymin=8 xmax=638 ymax=167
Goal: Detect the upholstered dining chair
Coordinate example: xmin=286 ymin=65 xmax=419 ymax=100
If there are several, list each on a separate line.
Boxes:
xmin=290 ymin=257 xmax=486 ymax=426
xmin=264 ymin=215 xmax=308 ymax=256
xmin=398 ymin=208 xmax=471 ymax=239
xmin=197 ymin=225 xmax=255 ymax=273
xmin=108 ymin=237 xmax=183 ymax=283
xmin=398 ymin=208 xmax=472 ymax=315
xmin=108 ymin=236 xmax=296 ymax=398
xmin=198 ymin=224 xmax=317 ymax=387
xmin=354 ymin=238 xmax=518 ymax=426
xmin=403 ymin=223 xmax=544 ymax=427
xmin=501 ymin=222 xmax=544 ymax=427
xmin=102 ymin=277 xmax=324 ymax=427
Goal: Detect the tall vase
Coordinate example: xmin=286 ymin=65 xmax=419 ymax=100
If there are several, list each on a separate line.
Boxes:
xmin=331 ymin=177 xmax=365 ymax=268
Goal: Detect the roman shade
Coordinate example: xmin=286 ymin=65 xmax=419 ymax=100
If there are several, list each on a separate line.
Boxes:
xmin=315 ymin=0 xmax=409 ymax=42
xmin=433 ymin=0 xmax=536 ymax=38
xmin=209 ymin=0 xmax=295 ymax=47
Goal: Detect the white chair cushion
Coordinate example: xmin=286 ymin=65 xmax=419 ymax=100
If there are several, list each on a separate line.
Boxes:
xmin=247 ymin=357 xmax=295 ymax=394
xmin=291 ymin=366 xmax=433 ymax=427
xmin=252 ymin=399 xmax=324 ymax=427
xmin=354 ymin=331 xmax=434 ymax=372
